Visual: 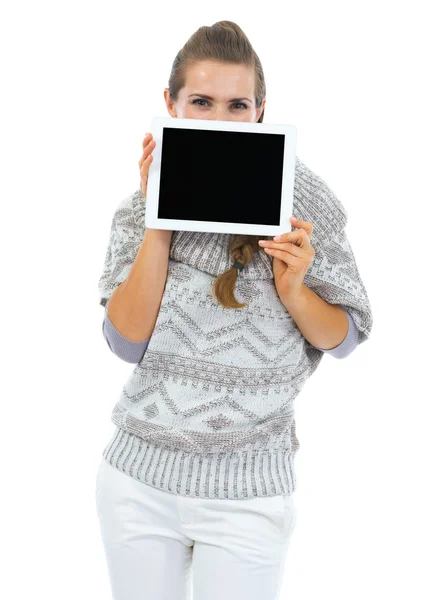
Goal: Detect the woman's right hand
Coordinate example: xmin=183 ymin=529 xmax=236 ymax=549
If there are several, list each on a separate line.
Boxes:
xmin=139 ymin=133 xmax=173 ymax=240
xmin=138 ymin=133 xmax=156 ymax=197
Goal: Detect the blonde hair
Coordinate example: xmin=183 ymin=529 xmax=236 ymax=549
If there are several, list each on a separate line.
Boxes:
xmin=168 ymin=20 xmax=267 ymax=309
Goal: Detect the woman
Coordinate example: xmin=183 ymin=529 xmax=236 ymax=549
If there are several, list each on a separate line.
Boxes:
xmin=96 ymin=20 xmax=373 ymax=600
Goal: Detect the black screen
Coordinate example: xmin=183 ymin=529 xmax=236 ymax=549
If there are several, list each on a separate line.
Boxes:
xmin=157 ymin=127 xmax=285 ymax=226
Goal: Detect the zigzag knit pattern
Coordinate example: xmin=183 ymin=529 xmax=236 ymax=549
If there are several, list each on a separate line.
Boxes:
xmin=98 ymin=155 xmax=373 ymax=500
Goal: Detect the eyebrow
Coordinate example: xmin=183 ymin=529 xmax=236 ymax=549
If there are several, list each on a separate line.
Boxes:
xmin=188 ymin=93 xmax=252 ymax=104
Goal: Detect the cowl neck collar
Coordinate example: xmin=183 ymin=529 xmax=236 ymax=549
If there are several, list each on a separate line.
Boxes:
xmin=131 ymin=156 xmax=348 ymax=280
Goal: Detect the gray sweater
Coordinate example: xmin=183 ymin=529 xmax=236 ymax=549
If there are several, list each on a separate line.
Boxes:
xmin=97 ymin=156 xmax=373 ymax=500
xmin=102 ymin=302 xmax=359 ymax=363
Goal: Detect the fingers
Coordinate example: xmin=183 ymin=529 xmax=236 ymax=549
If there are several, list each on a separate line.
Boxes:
xmin=138 ymin=133 xmax=156 ymax=195
xmin=290 ymin=216 xmax=313 ymax=238
xmin=138 ymin=133 xmax=155 ymax=169
xmin=139 ymin=150 xmax=153 ymax=171
xmin=142 ymin=132 xmax=151 ymax=149
xmin=273 ymin=229 xmax=308 ymax=244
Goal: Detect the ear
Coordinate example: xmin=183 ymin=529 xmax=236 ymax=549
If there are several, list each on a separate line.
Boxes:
xmin=164 ymin=88 xmax=177 ymax=118
xmin=256 ymin=97 xmax=266 ymax=121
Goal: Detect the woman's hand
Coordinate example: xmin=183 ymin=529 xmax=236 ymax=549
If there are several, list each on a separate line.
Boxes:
xmin=138 ymin=133 xmax=156 ymax=196
xmin=258 ymin=216 xmax=315 ymax=302
xmin=139 ymin=133 xmax=173 ymax=240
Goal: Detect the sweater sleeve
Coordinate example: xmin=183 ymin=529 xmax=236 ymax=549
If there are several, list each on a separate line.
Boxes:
xmin=102 ymin=304 xmax=150 ymax=363
xmin=304 ymin=228 xmax=373 ymax=353
xmin=314 ymin=307 xmax=359 ymax=358
xmin=97 ymin=194 xmax=144 ymax=308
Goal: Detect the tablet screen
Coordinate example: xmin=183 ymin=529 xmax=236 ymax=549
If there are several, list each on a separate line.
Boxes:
xmin=157 ymin=127 xmax=285 ymax=226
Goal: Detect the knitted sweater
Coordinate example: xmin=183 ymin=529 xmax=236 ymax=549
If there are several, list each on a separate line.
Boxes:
xmin=102 ymin=302 xmax=360 ymax=362
xmin=97 ymin=155 xmax=373 ymax=500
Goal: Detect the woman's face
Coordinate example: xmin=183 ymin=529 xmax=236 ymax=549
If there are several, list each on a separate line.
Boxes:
xmin=164 ymin=60 xmax=265 ymax=123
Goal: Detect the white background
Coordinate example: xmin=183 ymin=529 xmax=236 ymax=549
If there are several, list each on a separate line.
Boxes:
xmin=1 ymin=1 xmax=434 ymax=598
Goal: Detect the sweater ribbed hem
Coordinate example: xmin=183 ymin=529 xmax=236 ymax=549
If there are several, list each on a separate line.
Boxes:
xmin=102 ymin=427 xmax=297 ymax=500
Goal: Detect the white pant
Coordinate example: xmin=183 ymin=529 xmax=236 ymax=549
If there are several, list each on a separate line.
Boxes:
xmin=95 ymin=456 xmax=297 ymax=600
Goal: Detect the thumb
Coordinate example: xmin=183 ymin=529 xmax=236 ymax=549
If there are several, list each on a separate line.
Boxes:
xmin=290 ymin=216 xmax=313 ymax=240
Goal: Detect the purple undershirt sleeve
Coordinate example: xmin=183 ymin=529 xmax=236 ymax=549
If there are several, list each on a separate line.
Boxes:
xmin=314 ymin=308 xmax=359 ymax=358
xmin=102 ymin=304 xmax=150 ymax=364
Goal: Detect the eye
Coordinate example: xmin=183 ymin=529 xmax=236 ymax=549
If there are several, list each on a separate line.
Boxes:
xmin=192 ymin=98 xmax=210 ymax=107
xmin=191 ymin=99 xmax=248 ymax=110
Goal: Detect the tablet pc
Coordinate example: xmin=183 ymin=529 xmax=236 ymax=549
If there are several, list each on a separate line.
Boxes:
xmin=145 ymin=116 xmax=297 ymax=236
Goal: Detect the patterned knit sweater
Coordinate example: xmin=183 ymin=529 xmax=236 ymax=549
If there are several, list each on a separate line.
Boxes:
xmin=97 ymin=155 xmax=373 ymax=500
xmin=102 ymin=301 xmax=359 ymax=362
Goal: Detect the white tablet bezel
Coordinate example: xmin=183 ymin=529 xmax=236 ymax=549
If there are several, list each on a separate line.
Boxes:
xmin=145 ymin=116 xmax=297 ymax=236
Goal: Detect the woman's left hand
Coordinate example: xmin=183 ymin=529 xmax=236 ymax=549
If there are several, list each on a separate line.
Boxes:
xmin=258 ymin=216 xmax=315 ymax=302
